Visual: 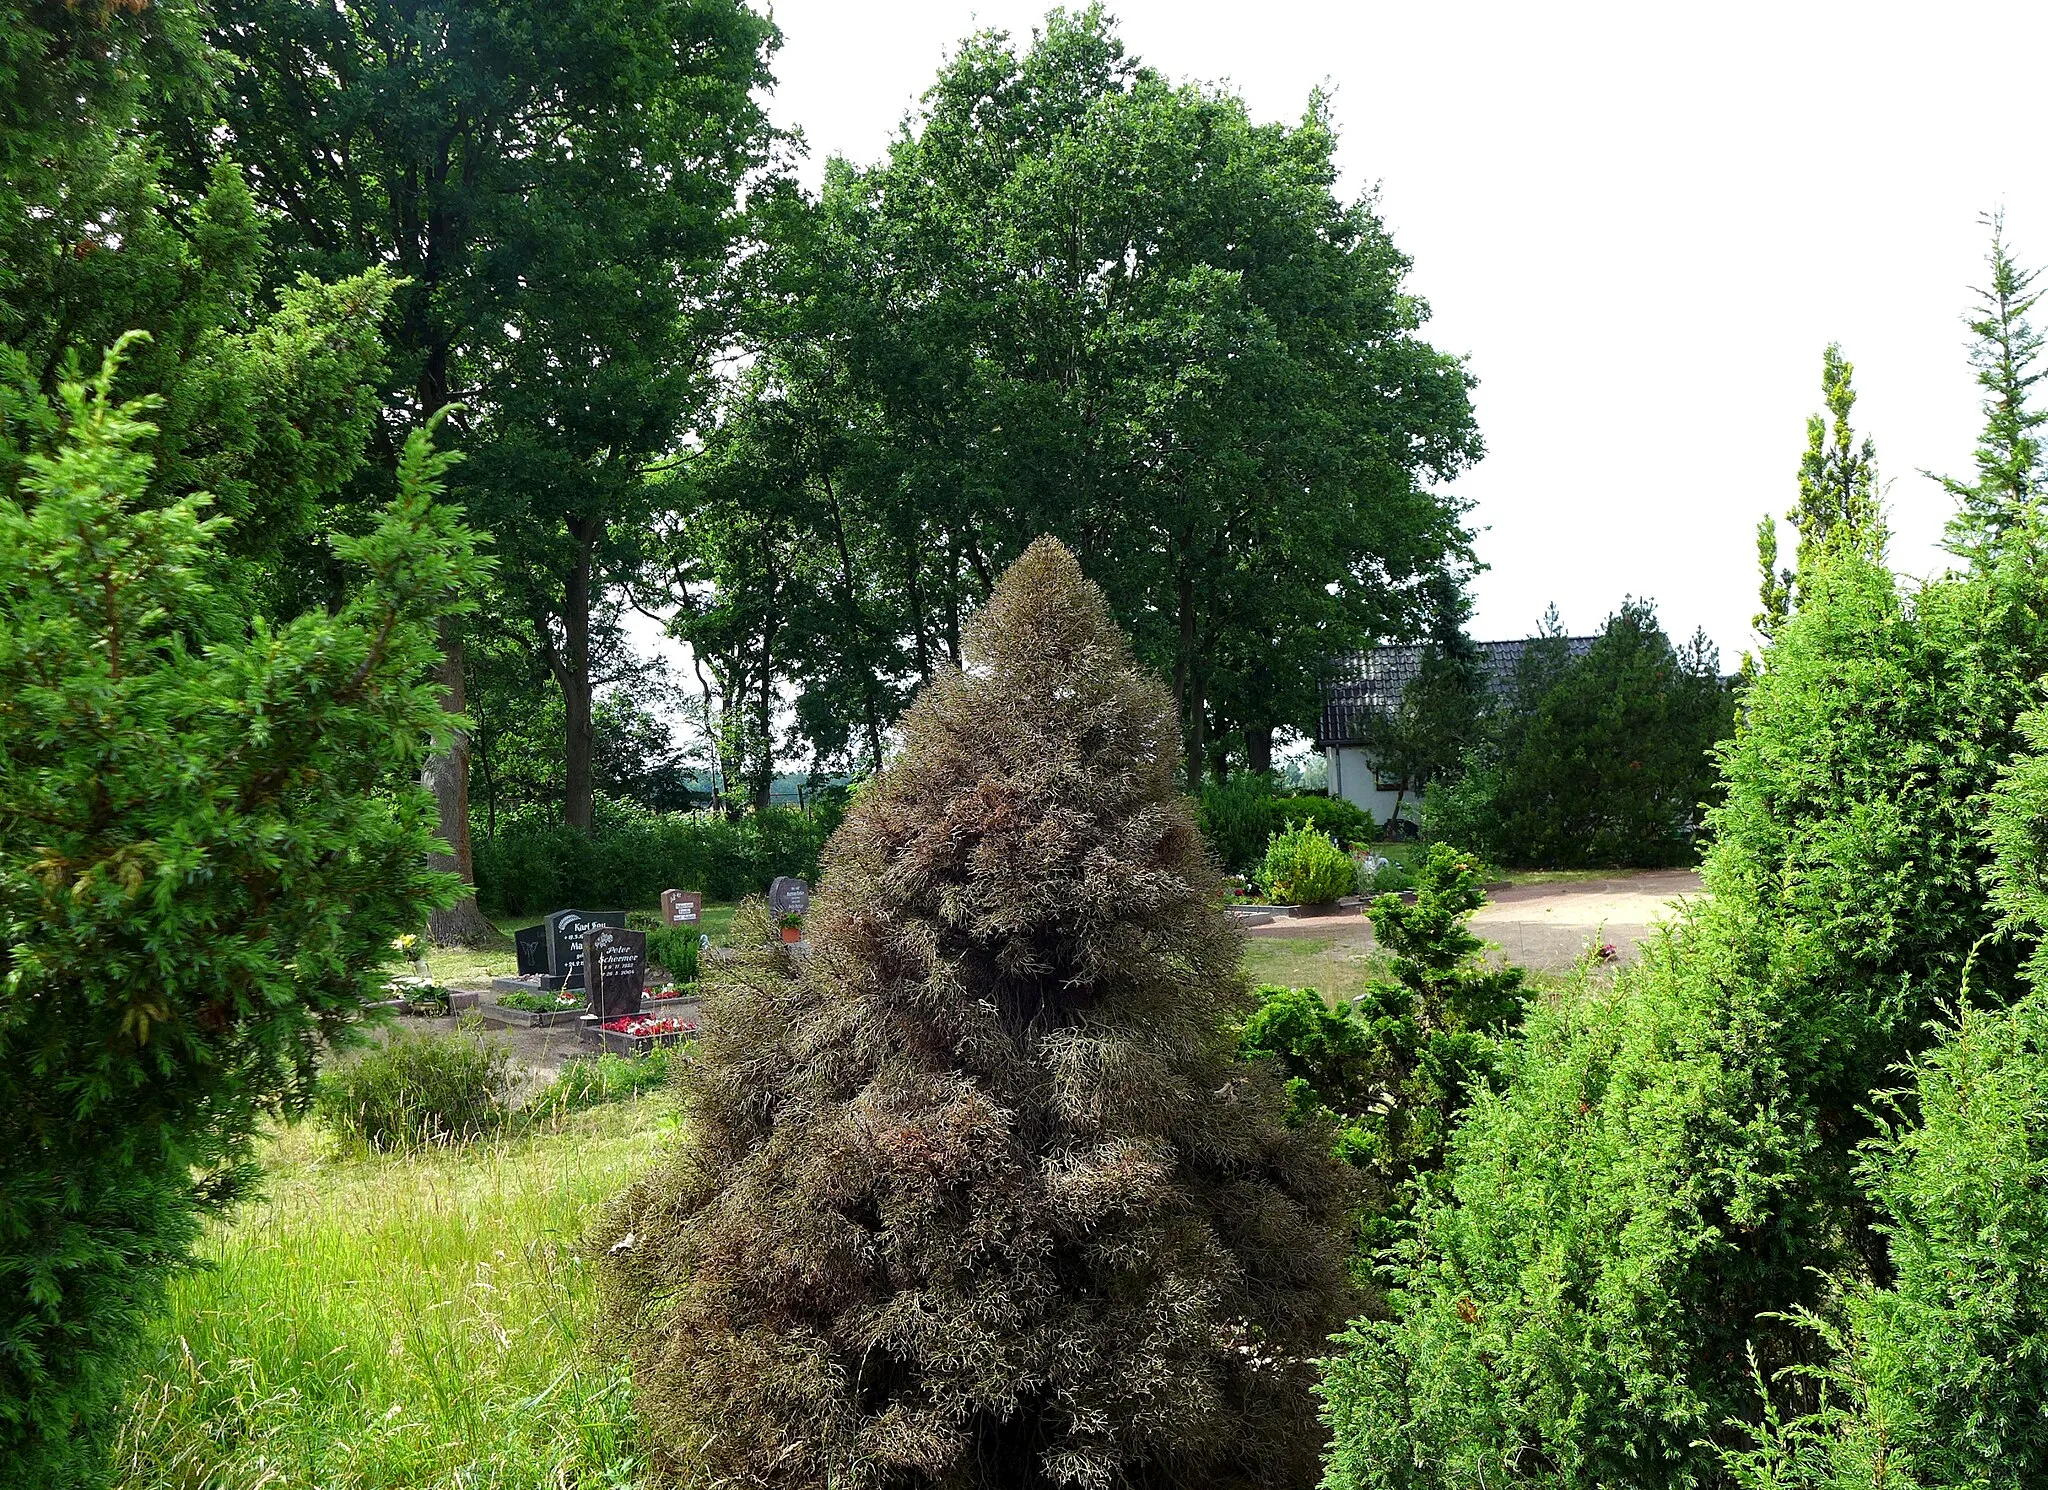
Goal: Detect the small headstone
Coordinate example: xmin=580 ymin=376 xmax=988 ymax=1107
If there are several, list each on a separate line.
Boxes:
xmin=545 ymin=908 xmax=626 ymax=989
xmin=513 ymin=924 xmax=548 ymax=977
xmin=660 ymin=889 xmax=704 ymax=927
xmin=767 ymin=876 xmax=811 ymax=919
xmin=582 ymin=925 xmax=648 ymax=1020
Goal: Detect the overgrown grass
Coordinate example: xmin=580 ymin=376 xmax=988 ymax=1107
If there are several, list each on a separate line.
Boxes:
xmin=112 ymin=1099 xmax=673 ymax=1489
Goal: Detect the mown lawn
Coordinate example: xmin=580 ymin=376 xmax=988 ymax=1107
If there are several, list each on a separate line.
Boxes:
xmin=112 ymin=1098 xmax=674 ymax=1490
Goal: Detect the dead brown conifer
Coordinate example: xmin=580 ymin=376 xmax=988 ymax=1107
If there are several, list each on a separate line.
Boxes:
xmin=599 ymin=537 xmax=1352 ymax=1489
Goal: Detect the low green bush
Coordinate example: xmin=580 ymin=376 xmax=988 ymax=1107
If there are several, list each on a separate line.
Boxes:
xmin=1197 ymin=773 xmax=1374 ymax=873
xmin=314 ymin=1031 xmax=514 ymax=1151
xmin=472 ymin=796 xmax=841 ymax=915
xmin=1260 ymin=820 xmax=1357 ymax=904
xmin=645 ymin=924 xmax=701 ymax=982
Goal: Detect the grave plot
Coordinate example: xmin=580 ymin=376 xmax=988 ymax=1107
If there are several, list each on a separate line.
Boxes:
xmin=480 ymin=907 xmax=627 ymax=1025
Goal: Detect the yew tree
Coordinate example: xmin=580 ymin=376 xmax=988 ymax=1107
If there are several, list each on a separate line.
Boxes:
xmin=601 ymin=538 xmax=1352 ymax=1489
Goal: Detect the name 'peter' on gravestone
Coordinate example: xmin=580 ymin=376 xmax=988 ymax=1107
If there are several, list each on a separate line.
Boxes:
xmin=582 ymin=925 xmax=648 ymax=1020
xmin=545 ymin=908 xmax=627 ymax=989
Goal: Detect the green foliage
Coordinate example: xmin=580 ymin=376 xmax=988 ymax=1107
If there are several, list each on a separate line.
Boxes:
xmin=491 ymin=989 xmax=583 ymax=1014
xmin=1715 ymin=702 xmax=2048 ymax=1490
xmin=0 ymin=351 xmax=480 ymax=1484
xmin=1757 ymin=344 xmax=1887 ymax=637
xmin=644 ymin=924 xmax=701 ymax=984
xmin=599 ymin=539 xmax=1352 ymax=1489
xmin=176 ymin=0 xmax=782 ymax=830
xmin=1324 ymin=533 xmax=2048 ymax=1487
xmin=1428 ymin=599 xmax=1733 ymax=867
xmin=1241 ymin=845 xmax=1525 ymax=1272
xmin=1261 ymin=820 xmax=1358 ymax=904
xmin=680 ymin=8 xmax=1481 ymax=785
xmin=1198 ymin=773 xmax=1374 ymax=873
xmin=314 ymin=1030 xmax=515 ymax=1152
xmin=1939 ymin=213 xmax=2047 ymax=568
xmin=529 ymin=1049 xmax=678 ymax=1120
xmin=472 ymin=797 xmax=841 ymax=915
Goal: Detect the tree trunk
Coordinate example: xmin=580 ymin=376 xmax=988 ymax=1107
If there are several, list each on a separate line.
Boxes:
xmin=559 ymin=520 xmax=599 ymax=833
xmin=1175 ymin=572 xmax=1199 ymax=788
xmin=423 ymin=624 xmax=500 ymax=946
xmin=1244 ymin=724 xmax=1274 ymax=776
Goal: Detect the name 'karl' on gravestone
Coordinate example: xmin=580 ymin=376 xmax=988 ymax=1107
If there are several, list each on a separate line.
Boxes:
xmin=660 ymin=889 xmax=703 ymax=927
xmin=767 ymin=876 xmax=811 ymax=919
xmin=582 ymin=925 xmax=648 ymax=1020
xmin=544 ymin=908 xmax=627 ymax=989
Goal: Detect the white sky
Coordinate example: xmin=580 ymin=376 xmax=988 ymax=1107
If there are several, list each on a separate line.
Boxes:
xmin=752 ymin=0 xmax=2048 ymax=664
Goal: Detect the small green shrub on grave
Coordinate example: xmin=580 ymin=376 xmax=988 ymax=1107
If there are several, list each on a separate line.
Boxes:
xmin=644 ymin=924 xmax=700 ymax=983
xmin=315 ymin=1031 xmax=515 ymax=1151
xmin=1260 ymin=820 xmax=1358 ymax=904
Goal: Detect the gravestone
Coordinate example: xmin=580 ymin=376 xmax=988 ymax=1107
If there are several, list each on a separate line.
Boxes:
xmin=544 ymin=908 xmax=627 ymax=990
xmin=582 ymin=925 xmax=648 ymax=1020
xmin=660 ymin=889 xmax=704 ymax=927
xmin=767 ymin=876 xmax=811 ymax=919
xmin=513 ymin=924 xmax=548 ymax=977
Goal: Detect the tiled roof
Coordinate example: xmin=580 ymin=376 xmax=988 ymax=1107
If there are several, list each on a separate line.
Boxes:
xmin=1317 ymin=637 xmax=1598 ymax=747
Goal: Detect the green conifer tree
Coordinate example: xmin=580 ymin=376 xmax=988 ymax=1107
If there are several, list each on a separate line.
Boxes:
xmin=0 ymin=345 xmax=482 ymax=1485
xmin=600 ymin=538 xmax=1351 ymax=1489
xmin=1937 ymin=212 xmax=2046 ymax=568
xmin=1757 ymin=344 xmax=1885 ymax=637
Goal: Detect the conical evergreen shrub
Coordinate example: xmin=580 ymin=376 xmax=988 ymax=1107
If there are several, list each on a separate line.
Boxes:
xmin=600 ymin=537 xmax=1352 ymax=1489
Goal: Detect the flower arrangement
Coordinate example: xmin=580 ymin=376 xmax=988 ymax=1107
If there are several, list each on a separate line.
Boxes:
xmin=777 ymin=911 xmax=804 ymax=944
xmin=602 ymin=1014 xmax=697 ymax=1038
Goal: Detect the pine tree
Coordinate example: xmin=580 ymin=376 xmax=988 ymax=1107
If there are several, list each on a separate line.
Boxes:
xmin=599 ymin=537 xmax=1351 ymax=1489
xmin=1757 ymin=344 xmax=1885 ymax=636
xmin=1938 ymin=211 xmax=2047 ymax=567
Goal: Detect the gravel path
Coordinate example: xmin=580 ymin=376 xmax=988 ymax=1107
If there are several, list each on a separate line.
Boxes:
xmin=1241 ymin=868 xmax=1705 ymax=972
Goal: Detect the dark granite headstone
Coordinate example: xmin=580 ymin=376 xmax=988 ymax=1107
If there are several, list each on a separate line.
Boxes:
xmin=582 ymin=925 xmax=648 ymax=1020
xmin=767 ymin=876 xmax=811 ymax=919
xmin=513 ymin=924 xmax=548 ymax=977
xmin=545 ymin=909 xmax=626 ymax=989
xmin=660 ymin=889 xmax=703 ymax=926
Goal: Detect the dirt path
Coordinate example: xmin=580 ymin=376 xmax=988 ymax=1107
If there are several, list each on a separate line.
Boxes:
xmin=1242 ymin=868 xmax=1704 ymax=973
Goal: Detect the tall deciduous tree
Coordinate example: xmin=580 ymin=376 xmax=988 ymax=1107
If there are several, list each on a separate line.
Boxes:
xmin=684 ymin=9 xmax=1479 ymax=786
xmin=600 ymin=538 xmax=1351 ymax=1489
xmin=171 ymin=0 xmax=778 ymax=909
xmin=1937 ymin=212 xmax=2047 ymax=568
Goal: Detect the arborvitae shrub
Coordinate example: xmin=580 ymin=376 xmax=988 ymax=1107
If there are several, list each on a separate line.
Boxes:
xmin=1322 ymin=544 xmax=2048 ymax=1488
xmin=0 ymin=351 xmax=477 ymax=1483
xmin=600 ymin=538 xmax=1352 ymax=1490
